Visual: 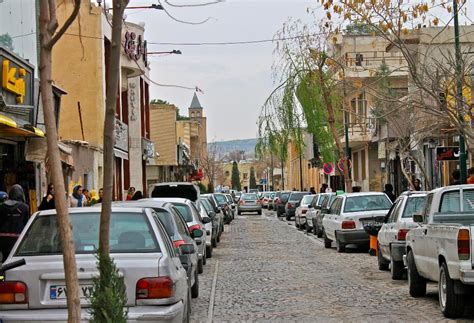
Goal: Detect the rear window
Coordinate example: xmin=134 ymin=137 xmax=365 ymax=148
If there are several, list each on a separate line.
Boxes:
xmin=155 ymin=210 xmax=177 ymax=237
xmin=214 ymin=194 xmax=227 ymax=204
xmin=402 ymin=196 xmax=427 ymax=218
xmin=302 ymin=195 xmax=314 ymax=204
xmin=16 ymin=212 xmax=159 ymax=256
xmin=344 ymin=195 xmax=392 ymax=213
xmin=200 ymin=199 xmax=213 ymax=213
xmin=281 ymin=192 xmax=290 ymax=202
xmin=289 ymin=192 xmax=306 ymax=201
xmin=172 ymin=203 xmax=194 ymax=222
xmin=242 ymin=193 xmax=257 ymax=200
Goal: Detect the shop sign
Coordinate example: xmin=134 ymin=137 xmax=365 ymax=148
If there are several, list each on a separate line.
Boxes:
xmin=114 ymin=118 xmax=129 ymax=152
xmin=142 ymin=137 xmax=155 ymax=159
xmin=436 ymin=146 xmax=460 ymax=161
xmin=124 ymin=31 xmax=148 ymax=67
xmin=0 ymin=48 xmax=34 ymax=107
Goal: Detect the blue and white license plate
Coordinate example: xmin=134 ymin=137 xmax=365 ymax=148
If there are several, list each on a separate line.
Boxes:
xmin=50 ymin=285 xmax=93 ymax=299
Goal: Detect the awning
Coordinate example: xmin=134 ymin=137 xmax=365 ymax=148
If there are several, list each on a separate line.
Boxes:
xmin=25 ymin=138 xmax=74 ymax=167
xmin=0 ymin=113 xmax=45 ymax=138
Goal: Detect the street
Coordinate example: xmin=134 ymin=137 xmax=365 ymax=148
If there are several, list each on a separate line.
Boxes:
xmin=191 ymin=209 xmax=467 ymax=322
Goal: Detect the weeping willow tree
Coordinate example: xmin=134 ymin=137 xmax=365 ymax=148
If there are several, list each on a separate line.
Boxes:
xmin=258 ymin=18 xmax=352 ymax=192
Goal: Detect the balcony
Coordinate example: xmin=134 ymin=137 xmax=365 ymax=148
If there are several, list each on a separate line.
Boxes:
xmin=339 ymin=122 xmax=374 ymax=148
xmin=343 ymin=51 xmax=408 ymax=78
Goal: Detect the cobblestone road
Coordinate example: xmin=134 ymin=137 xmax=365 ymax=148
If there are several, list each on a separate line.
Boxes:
xmin=191 ymin=210 xmax=474 ymax=322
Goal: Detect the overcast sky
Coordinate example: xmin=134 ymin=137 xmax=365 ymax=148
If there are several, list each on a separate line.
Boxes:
xmin=124 ymin=0 xmax=474 ymax=142
xmin=125 ymin=0 xmax=320 ymax=142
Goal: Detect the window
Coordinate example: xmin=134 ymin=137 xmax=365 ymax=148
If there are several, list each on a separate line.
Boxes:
xmin=243 ymin=173 xmax=248 ymax=180
xmin=170 ymin=207 xmax=191 ymax=236
xmin=353 ymin=151 xmax=359 ymax=181
xmin=355 ymin=53 xmax=364 ymax=66
xmin=402 ymin=196 xmax=427 ymax=219
xmin=439 ymin=190 xmax=460 ymax=213
xmin=330 ymin=198 xmax=342 ymax=214
xmin=16 ymin=212 xmax=160 ymax=256
xmin=350 ymin=93 xmax=367 ymax=124
xmin=422 ymin=194 xmax=433 ymax=222
xmin=172 ymin=203 xmax=193 ymax=222
xmin=462 ymin=189 xmax=474 ymax=211
xmin=242 ymin=193 xmax=258 ymax=200
xmin=386 ymin=200 xmax=401 ymax=223
xmin=361 ymin=149 xmax=366 ymax=180
xmin=344 ymin=195 xmax=392 ymax=213
xmin=152 ymin=214 xmax=176 ymax=257
xmin=281 ymin=192 xmax=291 ymax=203
xmin=225 ymin=171 xmax=230 ymax=177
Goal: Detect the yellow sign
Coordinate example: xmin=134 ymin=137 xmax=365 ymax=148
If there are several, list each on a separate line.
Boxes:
xmin=445 ymin=76 xmax=472 ymax=122
xmin=2 ymin=59 xmax=26 ymax=104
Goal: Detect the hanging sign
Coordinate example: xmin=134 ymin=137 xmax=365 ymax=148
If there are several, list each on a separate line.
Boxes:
xmin=436 ymin=146 xmax=460 ymax=161
xmin=323 ymin=162 xmax=334 ymax=175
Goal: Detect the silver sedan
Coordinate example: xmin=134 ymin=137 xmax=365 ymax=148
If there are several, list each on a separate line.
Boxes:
xmin=237 ymin=193 xmax=262 ymax=215
xmin=0 ymin=207 xmax=192 ymax=322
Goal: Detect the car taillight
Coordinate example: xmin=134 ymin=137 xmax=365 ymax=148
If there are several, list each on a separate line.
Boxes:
xmin=173 ymin=240 xmax=186 ymax=249
xmin=0 ymin=281 xmax=27 ymax=304
xmin=302 ymin=209 xmax=307 ymax=214
xmin=397 ymin=229 xmax=409 ymax=241
xmin=240 ymin=200 xmax=245 ymax=205
xmin=287 ymin=203 xmax=293 ymax=209
xmin=458 ymin=229 xmax=470 ymax=260
xmin=136 ymin=277 xmax=174 ymax=299
xmin=188 ymin=224 xmax=200 ymax=233
xmin=341 ymin=220 xmax=355 ymax=229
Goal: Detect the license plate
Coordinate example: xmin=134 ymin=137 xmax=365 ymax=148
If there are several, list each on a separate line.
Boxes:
xmin=50 ymin=285 xmax=93 ymax=299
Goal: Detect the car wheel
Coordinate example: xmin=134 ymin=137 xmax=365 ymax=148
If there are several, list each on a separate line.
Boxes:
xmin=306 ymin=224 xmax=312 ymax=233
xmin=377 ymin=244 xmax=389 ymax=271
xmin=323 ymin=231 xmax=332 ymax=249
xmin=197 ymin=258 xmax=204 ymax=274
xmin=407 ymin=250 xmax=426 ymax=297
xmin=390 ymin=249 xmax=404 ymax=280
xmin=191 ymin=270 xmax=199 ymax=298
xmin=439 ymin=262 xmax=465 ymax=318
xmin=336 ymin=237 xmax=346 ymax=253
xmin=212 ymin=237 xmax=217 ymax=248
xmin=206 ymin=245 xmax=213 ymax=258
xmin=286 ymin=214 xmax=291 ymax=221
xmin=258 ymin=210 xmax=262 ymax=215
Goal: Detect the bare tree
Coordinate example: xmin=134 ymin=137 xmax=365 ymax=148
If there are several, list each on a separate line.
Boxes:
xmin=200 ymin=143 xmax=224 ymax=192
xmin=38 ymin=0 xmax=81 ymax=320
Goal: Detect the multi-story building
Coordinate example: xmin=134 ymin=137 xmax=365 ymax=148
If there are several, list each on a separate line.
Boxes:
xmin=52 ymin=1 xmax=153 ymax=199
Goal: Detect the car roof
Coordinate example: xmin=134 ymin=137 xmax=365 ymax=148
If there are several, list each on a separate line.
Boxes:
xmin=342 ymin=192 xmax=388 ymax=197
xmin=37 ymin=206 xmax=147 ymax=216
xmin=144 ymin=197 xmax=192 ymax=204
xmin=399 ymin=191 xmax=428 ymax=197
xmin=111 ymin=200 xmax=170 ymax=209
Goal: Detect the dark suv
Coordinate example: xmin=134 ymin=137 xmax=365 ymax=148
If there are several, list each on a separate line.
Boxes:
xmin=285 ymin=191 xmax=308 ymax=221
xmin=275 ymin=191 xmax=291 ymax=217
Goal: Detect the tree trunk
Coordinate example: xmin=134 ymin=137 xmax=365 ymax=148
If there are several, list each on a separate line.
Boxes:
xmin=38 ymin=1 xmax=81 ymax=321
xmin=317 ymin=69 xmax=352 ymax=193
xmin=100 ymin=0 xmax=128 ymax=254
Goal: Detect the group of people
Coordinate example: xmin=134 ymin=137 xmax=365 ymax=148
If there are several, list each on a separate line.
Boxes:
xmin=125 ymin=187 xmax=144 ymax=201
xmin=38 ymin=184 xmax=105 ymax=210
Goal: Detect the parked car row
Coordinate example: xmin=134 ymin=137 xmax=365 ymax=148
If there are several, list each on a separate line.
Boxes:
xmin=277 ymin=185 xmax=474 ymax=319
xmin=0 ymin=182 xmax=236 ymax=322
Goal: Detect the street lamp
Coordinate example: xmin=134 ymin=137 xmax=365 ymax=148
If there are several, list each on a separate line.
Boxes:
xmin=148 ymin=50 xmax=182 ymax=55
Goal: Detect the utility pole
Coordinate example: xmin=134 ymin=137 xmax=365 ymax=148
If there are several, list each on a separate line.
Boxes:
xmin=454 ymin=0 xmax=467 ymax=183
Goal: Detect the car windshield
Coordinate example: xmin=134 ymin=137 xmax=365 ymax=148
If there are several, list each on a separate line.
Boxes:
xmin=242 ymin=193 xmax=257 ymax=200
xmin=214 ymin=194 xmax=227 ymax=204
xmin=344 ymin=195 xmax=392 ymax=212
xmin=16 ymin=212 xmax=159 ymax=256
xmin=172 ymin=203 xmax=194 ymax=222
xmin=225 ymin=195 xmax=233 ymax=202
xmin=290 ymin=192 xmax=306 ymax=201
xmin=302 ymin=195 xmax=314 ymax=204
xmin=402 ymin=196 xmax=427 ymax=218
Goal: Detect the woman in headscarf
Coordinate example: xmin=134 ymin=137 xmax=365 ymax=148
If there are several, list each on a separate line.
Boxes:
xmin=70 ymin=185 xmax=86 ymax=208
xmin=39 ymin=184 xmax=55 ymax=210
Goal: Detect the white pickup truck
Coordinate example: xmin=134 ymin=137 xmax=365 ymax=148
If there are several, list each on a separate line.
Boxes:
xmin=405 ymin=184 xmax=474 ymax=318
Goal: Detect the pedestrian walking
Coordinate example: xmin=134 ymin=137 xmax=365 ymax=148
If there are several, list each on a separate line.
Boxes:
xmin=126 ymin=187 xmax=135 ymax=201
xmin=450 ymin=169 xmax=461 ymax=185
xmin=383 ymin=183 xmax=396 ymax=203
xmin=70 ymin=185 xmax=86 ymax=207
xmin=38 ymin=184 xmax=55 ymax=210
xmin=467 ymin=167 xmax=474 ymax=184
xmin=413 ymin=178 xmax=422 ymax=191
xmin=131 ymin=190 xmax=143 ymax=200
xmin=0 ymin=184 xmax=29 ymax=258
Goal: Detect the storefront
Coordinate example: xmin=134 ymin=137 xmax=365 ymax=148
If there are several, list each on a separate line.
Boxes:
xmin=0 ymin=47 xmax=45 ymax=211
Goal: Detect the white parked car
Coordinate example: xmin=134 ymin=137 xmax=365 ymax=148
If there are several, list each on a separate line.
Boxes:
xmin=0 ymin=207 xmax=193 ymax=322
xmin=377 ymin=191 xmax=427 ymax=280
xmin=322 ymin=192 xmax=392 ymax=252
xmin=307 ymin=193 xmax=335 ymax=236
xmin=405 ymin=185 xmax=474 ymax=318
xmin=295 ymin=194 xmax=316 ymax=230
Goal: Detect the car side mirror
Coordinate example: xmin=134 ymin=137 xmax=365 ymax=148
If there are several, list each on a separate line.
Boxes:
xmin=308 ymin=205 xmax=313 ymax=209
xmin=191 ymin=228 xmax=204 ymax=238
xmin=180 ymin=244 xmax=195 ymax=255
xmin=202 ymin=217 xmax=211 ymax=224
xmin=413 ymin=214 xmax=423 ymax=223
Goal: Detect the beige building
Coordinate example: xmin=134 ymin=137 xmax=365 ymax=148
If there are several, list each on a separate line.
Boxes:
xmin=220 ymin=160 xmax=266 ymax=192
xmin=53 ymin=1 xmax=153 ymax=199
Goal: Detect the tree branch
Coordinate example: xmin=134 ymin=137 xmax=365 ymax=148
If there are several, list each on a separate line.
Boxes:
xmin=45 ymin=0 xmax=81 ymax=50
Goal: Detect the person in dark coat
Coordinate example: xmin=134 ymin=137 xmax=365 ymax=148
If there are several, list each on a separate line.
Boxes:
xmin=39 ymin=184 xmax=55 ymax=211
xmin=131 ymin=191 xmax=143 ymax=200
xmin=0 ymin=184 xmax=29 ymax=259
xmin=451 ymin=169 xmax=461 ymax=185
xmin=310 ymin=187 xmax=316 ymax=194
xmin=383 ymin=183 xmax=396 ymax=203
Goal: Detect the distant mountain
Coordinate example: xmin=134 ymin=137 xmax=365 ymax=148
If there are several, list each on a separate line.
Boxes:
xmin=210 ymin=138 xmax=257 ymax=159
